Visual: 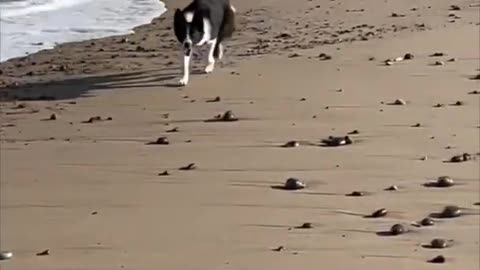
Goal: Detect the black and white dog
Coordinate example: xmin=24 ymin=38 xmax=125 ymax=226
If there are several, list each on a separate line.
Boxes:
xmin=173 ymin=0 xmax=236 ymax=86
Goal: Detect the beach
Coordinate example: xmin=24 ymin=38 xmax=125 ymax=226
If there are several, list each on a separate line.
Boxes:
xmin=0 ymin=0 xmax=479 ymax=269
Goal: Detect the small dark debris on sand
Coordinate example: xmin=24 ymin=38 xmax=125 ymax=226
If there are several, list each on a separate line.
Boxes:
xmin=147 ymin=137 xmax=170 ymax=145
xmin=432 ymin=205 xmax=462 ymax=218
xmin=450 ymin=5 xmax=461 ymax=10
xmin=450 ymin=101 xmax=465 ymax=106
xmin=82 ymin=116 xmax=113 ymax=123
xmin=320 ymin=136 xmax=353 ymax=147
xmin=448 ymin=153 xmax=472 ymax=163
xmin=91 ymin=211 xmax=98 ymax=215
xmin=366 ymin=208 xmax=388 ymax=218
xmin=425 ymin=176 xmax=454 ymax=187
xmin=389 ymin=99 xmax=407 ymax=105
xmin=318 ymin=53 xmax=332 ymax=60
xmin=471 ymin=74 xmax=480 ymax=80
xmin=429 ymin=255 xmax=446 ymax=264
xmin=430 ymin=52 xmax=446 ymax=57
xmin=433 ymin=103 xmax=445 ymax=108
xmin=272 ymin=178 xmax=306 ymax=190
xmin=295 ymin=222 xmax=313 ymax=229
xmin=158 ymin=170 xmax=170 ymax=176
xmin=385 ymin=185 xmax=399 ymax=191
xmin=420 ymin=217 xmax=435 ymax=226
xmin=179 ymin=163 xmax=196 ymax=171
xmin=346 ymin=191 xmax=365 ymax=197
xmin=166 ymin=127 xmax=179 ymax=133
xmin=207 ymin=96 xmax=221 ymax=103
xmin=389 ymin=224 xmax=407 ymax=235
xmin=49 ymin=113 xmax=57 ymax=120
xmin=348 ymin=130 xmax=360 ymax=135
xmin=0 ymin=251 xmax=13 ymax=261
xmin=282 ymin=141 xmax=300 ymax=148
xmin=468 ymin=90 xmax=479 ymax=94
xmin=36 ymin=249 xmax=50 ymax=256
xmin=412 ymin=123 xmax=422 ymax=127
xmin=288 ymin=53 xmax=301 ymax=58
xmin=205 ymin=110 xmax=239 ymax=122
xmin=272 ymin=246 xmax=285 ymax=252
xmin=403 ymin=53 xmax=414 ymax=60
xmin=425 ymin=239 xmax=452 ymax=249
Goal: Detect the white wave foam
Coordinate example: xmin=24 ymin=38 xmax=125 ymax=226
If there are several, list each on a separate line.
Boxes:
xmin=2 ymin=0 xmax=94 ymax=18
xmin=0 ymin=0 xmax=167 ymax=62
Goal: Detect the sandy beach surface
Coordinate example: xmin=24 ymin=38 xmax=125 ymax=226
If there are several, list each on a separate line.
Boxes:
xmin=1 ymin=0 xmax=479 ymax=269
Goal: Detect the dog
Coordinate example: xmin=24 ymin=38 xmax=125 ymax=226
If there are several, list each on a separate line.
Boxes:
xmin=173 ymin=0 xmax=236 ymax=86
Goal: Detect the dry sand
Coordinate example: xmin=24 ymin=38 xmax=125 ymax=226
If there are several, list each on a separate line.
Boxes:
xmin=1 ymin=0 xmax=479 ymax=269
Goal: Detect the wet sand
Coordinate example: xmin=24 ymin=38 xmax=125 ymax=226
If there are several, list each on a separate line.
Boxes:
xmin=0 ymin=0 xmax=479 ymax=269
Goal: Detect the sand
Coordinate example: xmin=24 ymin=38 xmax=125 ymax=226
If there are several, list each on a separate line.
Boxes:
xmin=0 ymin=0 xmax=479 ymax=269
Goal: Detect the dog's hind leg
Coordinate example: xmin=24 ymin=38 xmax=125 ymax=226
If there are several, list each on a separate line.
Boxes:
xmin=205 ymin=38 xmax=217 ymax=73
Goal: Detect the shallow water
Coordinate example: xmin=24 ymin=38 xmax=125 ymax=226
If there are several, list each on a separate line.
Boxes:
xmin=0 ymin=0 xmax=166 ymax=62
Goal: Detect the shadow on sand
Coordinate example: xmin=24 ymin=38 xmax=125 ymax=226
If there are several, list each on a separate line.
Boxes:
xmin=0 ymin=68 xmax=205 ymax=101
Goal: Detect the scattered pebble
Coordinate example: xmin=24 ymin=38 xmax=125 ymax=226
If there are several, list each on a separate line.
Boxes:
xmin=91 ymin=211 xmax=98 ymax=215
xmin=207 ymin=110 xmax=238 ymax=122
xmin=318 ymin=53 xmax=332 ymax=60
xmin=420 ymin=217 xmax=435 ymax=226
xmin=49 ymin=113 xmax=57 ymax=120
xmin=403 ymin=53 xmax=414 ymax=60
xmin=207 ymin=96 xmax=221 ymax=103
xmin=385 ymin=185 xmax=399 ymax=191
xmin=452 ymin=100 xmax=464 ymax=106
xmin=389 ymin=224 xmax=407 ymax=235
xmin=449 ymin=153 xmax=472 ymax=163
xmin=412 ymin=123 xmax=422 ymax=127
xmin=392 ymin=99 xmax=407 ymax=105
xmin=321 ymin=136 xmax=353 ymax=147
xmin=166 ymin=127 xmax=179 ymax=133
xmin=450 ymin=5 xmax=461 ymax=10
xmin=430 ymin=52 xmax=446 ymax=57
xmin=296 ymin=222 xmax=313 ymax=229
xmin=282 ymin=141 xmax=300 ymax=148
xmin=83 ymin=116 xmax=112 ymax=123
xmin=346 ymin=191 xmax=365 ymax=197
xmin=468 ymin=90 xmax=479 ymax=95
xmin=179 ymin=163 xmax=196 ymax=171
xmin=439 ymin=205 xmax=462 ymax=218
xmin=0 ymin=251 xmax=13 ymax=261
xmin=36 ymin=249 xmax=50 ymax=256
xmin=147 ymin=137 xmax=170 ymax=145
xmin=434 ymin=61 xmax=444 ymax=66
xmin=433 ymin=103 xmax=445 ymax=108
xmin=369 ymin=208 xmax=388 ymax=218
xmin=158 ymin=170 xmax=170 ymax=176
xmin=272 ymin=246 xmax=285 ymax=252
xmin=429 ymin=255 xmax=446 ymax=264
xmin=447 ymin=57 xmax=457 ymax=62
xmin=420 ymin=156 xmax=428 ymax=161
xmin=283 ymin=178 xmax=306 ymax=190
xmin=429 ymin=239 xmax=451 ymax=249
xmin=348 ymin=130 xmax=360 ymax=135
xmin=426 ymin=176 xmax=455 ymax=187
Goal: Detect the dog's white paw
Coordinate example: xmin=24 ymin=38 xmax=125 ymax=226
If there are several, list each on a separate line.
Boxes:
xmin=178 ymin=77 xmax=189 ymax=86
xmin=204 ymin=64 xmax=214 ymax=74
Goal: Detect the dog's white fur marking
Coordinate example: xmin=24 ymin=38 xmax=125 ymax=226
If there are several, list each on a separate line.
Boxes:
xmin=205 ymin=38 xmax=217 ymax=73
xmin=179 ymin=52 xmax=191 ymax=85
xmin=178 ymin=18 xmax=213 ymax=85
xmin=184 ymin=12 xmax=194 ymax=23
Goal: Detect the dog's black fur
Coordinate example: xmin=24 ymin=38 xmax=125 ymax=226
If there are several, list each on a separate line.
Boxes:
xmin=173 ymin=0 xmax=235 ymax=85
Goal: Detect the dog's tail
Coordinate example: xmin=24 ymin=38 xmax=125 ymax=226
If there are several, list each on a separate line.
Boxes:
xmin=220 ymin=5 xmax=236 ymax=39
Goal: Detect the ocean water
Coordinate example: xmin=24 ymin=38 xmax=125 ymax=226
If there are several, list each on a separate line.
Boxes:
xmin=0 ymin=0 xmax=166 ymax=62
